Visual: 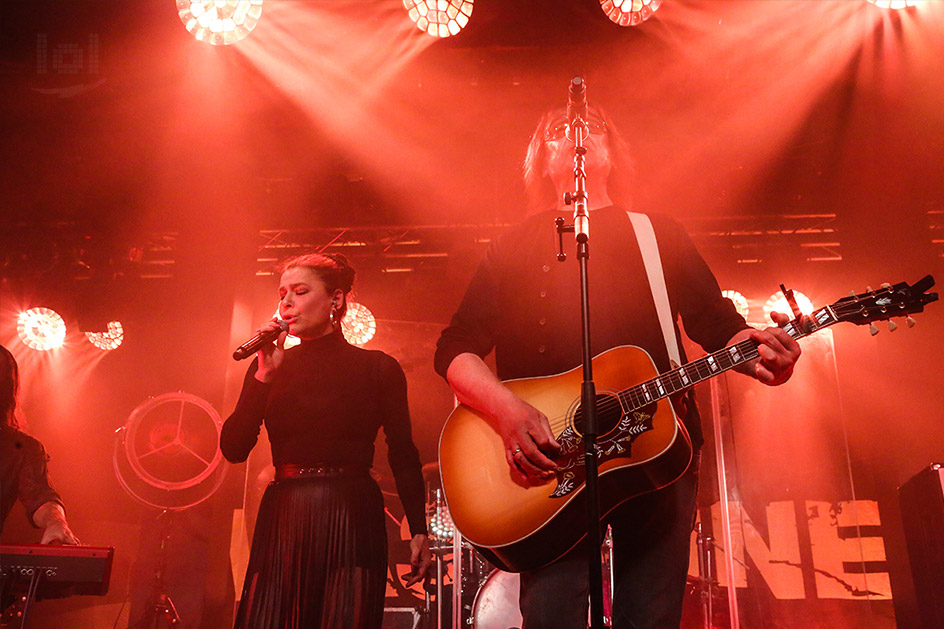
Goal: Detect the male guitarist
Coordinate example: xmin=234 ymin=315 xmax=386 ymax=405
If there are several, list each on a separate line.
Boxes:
xmin=434 ymin=105 xmax=801 ymax=628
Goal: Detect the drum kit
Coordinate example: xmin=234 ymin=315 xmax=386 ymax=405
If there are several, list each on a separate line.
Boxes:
xmin=421 ymin=463 xmax=612 ymax=629
xmin=424 ymin=461 xmax=523 ymax=629
xmin=419 ymin=464 xmax=724 ymax=629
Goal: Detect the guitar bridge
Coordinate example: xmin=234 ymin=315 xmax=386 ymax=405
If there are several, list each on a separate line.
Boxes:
xmin=549 ymin=410 xmax=656 ymax=498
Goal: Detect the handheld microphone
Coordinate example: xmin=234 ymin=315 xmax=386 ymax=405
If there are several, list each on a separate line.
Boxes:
xmin=567 ymin=76 xmax=588 ymax=124
xmin=232 ymin=319 xmax=289 ymax=361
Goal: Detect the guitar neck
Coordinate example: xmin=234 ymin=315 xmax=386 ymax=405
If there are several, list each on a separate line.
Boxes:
xmin=619 ymin=306 xmax=837 ymax=413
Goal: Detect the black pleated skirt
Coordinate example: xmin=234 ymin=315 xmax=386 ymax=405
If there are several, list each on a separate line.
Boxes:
xmin=234 ymin=473 xmax=388 ymax=629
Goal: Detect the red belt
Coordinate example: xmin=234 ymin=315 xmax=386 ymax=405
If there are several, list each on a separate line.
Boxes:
xmin=275 ymin=464 xmax=366 ymax=480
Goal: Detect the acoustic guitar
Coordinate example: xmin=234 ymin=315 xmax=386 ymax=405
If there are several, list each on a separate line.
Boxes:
xmin=439 ymin=276 xmax=938 ymax=573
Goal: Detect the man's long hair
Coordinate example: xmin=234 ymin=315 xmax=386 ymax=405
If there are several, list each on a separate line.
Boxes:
xmin=1 ymin=345 xmax=20 ymax=429
xmin=522 ymin=105 xmax=636 ymax=215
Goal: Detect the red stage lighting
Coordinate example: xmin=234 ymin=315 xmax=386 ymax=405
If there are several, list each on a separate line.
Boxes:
xmin=85 ymin=321 xmax=124 ymax=351
xmin=866 ymin=0 xmax=922 ymax=8
xmin=600 ymin=0 xmax=662 ymax=27
xmin=404 ymin=0 xmax=473 ymax=38
xmin=721 ymin=290 xmax=750 ymax=321
xmin=176 ymin=0 xmax=264 ymax=46
xmin=17 ymin=308 xmax=67 ymax=351
xmin=764 ymin=290 xmax=814 ymax=321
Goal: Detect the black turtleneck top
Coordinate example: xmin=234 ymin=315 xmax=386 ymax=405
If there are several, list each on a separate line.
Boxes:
xmin=221 ymin=329 xmax=428 ymax=536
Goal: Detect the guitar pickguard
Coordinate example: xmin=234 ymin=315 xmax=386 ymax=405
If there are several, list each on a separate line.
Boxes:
xmin=549 ymin=407 xmax=656 ymax=498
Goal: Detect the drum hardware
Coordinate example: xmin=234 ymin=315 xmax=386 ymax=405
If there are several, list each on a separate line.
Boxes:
xmin=468 ymin=526 xmax=614 ymax=629
xmin=469 ymin=570 xmax=521 ymax=629
xmin=423 ymin=483 xmax=496 ymax=629
xmin=452 ymin=524 xmax=462 ymax=629
xmin=427 ymin=488 xmax=453 ymax=629
xmin=695 ymin=522 xmax=714 ymax=629
xmin=682 ymin=522 xmax=731 ymax=629
xmin=602 ymin=525 xmax=613 ymax=627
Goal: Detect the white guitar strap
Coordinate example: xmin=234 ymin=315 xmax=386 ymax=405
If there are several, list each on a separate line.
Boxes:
xmin=627 ymin=212 xmax=682 ymax=365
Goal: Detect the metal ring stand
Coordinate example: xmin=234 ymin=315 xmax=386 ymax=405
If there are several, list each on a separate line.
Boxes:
xmin=113 ymin=392 xmax=227 ymax=628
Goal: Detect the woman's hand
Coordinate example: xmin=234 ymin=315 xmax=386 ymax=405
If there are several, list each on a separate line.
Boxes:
xmin=252 ymin=320 xmax=289 ymax=383
xmin=403 ymin=534 xmax=432 ymax=588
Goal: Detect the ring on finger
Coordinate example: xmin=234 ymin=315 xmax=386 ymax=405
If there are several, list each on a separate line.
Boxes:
xmin=511 ymin=447 xmax=522 ymax=455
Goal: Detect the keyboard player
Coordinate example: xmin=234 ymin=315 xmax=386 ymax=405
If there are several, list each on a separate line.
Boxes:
xmin=0 ymin=345 xmax=78 ymax=546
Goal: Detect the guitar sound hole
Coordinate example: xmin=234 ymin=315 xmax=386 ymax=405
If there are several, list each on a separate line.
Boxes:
xmin=571 ymin=393 xmax=623 ymax=438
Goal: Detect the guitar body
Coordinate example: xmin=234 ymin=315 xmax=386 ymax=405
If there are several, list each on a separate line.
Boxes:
xmin=439 ymin=345 xmax=693 ymax=573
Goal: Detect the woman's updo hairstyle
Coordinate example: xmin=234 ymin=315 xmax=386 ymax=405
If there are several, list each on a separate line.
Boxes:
xmin=280 ymin=252 xmax=356 ymax=318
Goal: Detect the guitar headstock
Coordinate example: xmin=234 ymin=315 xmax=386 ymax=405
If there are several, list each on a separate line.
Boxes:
xmin=829 ymin=275 xmax=938 ymax=327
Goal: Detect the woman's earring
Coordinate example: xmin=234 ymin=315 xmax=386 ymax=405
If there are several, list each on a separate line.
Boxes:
xmin=330 ymin=301 xmax=339 ymax=327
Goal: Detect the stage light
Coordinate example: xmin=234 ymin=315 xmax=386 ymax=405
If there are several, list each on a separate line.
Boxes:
xmin=176 ymin=0 xmax=264 ymax=46
xmin=270 ymin=302 xmax=376 ymax=348
xmin=341 ymin=301 xmax=376 ymax=346
xmin=722 ymin=290 xmax=750 ymax=321
xmin=17 ymin=308 xmax=67 ymax=351
xmin=763 ymin=290 xmax=814 ymax=321
xmin=865 ymin=0 xmax=921 ymax=9
xmin=429 ymin=501 xmax=455 ymax=541
xmin=85 ymin=321 xmax=124 ymax=351
xmin=404 ymin=0 xmax=473 ymax=38
xmin=269 ymin=308 xmax=302 ymax=351
xmin=600 ymin=0 xmax=662 ymax=27
xmin=283 ymin=333 xmax=301 ymax=350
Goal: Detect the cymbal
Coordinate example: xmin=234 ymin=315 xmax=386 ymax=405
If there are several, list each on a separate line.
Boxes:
xmin=422 ymin=461 xmax=441 ymax=484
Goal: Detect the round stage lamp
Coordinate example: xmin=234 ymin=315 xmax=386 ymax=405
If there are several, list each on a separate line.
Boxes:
xmin=721 ymin=290 xmax=750 ymax=321
xmin=341 ymin=301 xmax=376 ymax=346
xmin=17 ymin=308 xmax=67 ymax=351
xmin=85 ymin=321 xmax=124 ymax=351
xmin=429 ymin=500 xmax=455 ymax=542
xmin=404 ymin=0 xmax=473 ymax=38
xmin=176 ymin=0 xmax=264 ymax=46
xmin=600 ymin=0 xmax=662 ymax=27
xmin=763 ymin=290 xmax=814 ymax=321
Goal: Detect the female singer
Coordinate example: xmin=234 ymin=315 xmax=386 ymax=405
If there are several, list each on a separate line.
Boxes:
xmin=221 ymin=253 xmax=431 ymax=629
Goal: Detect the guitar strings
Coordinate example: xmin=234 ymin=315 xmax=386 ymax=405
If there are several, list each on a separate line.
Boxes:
xmin=542 ymin=337 xmax=762 ymax=436
xmin=542 ymin=297 xmax=906 ymax=436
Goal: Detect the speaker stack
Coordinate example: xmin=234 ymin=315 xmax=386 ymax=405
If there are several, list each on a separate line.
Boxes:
xmin=898 ymin=463 xmax=944 ymax=629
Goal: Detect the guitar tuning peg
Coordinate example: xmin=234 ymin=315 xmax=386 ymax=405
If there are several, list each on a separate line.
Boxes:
xmin=869 ymin=323 xmax=879 ymax=336
xmin=848 ymin=290 xmax=856 ymax=298
xmin=907 ymin=316 xmax=916 ymax=328
xmin=888 ymin=320 xmax=898 ymax=332
xmin=881 ymin=283 xmax=891 ymax=289
xmin=866 ymin=286 xmax=875 ymax=294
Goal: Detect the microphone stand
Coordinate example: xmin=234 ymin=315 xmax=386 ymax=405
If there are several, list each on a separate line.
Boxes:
xmin=555 ymin=106 xmax=606 ymax=629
